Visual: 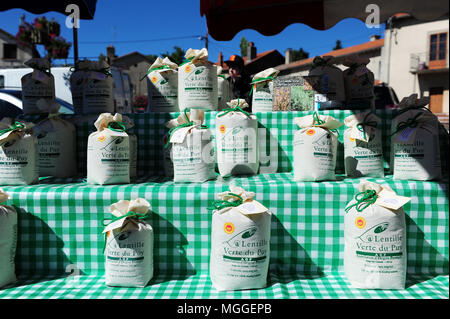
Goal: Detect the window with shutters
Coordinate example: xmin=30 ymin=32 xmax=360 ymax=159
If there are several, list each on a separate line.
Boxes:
xmin=428 ymin=32 xmax=447 ymax=69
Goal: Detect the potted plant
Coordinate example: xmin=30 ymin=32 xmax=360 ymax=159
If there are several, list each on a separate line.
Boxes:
xmin=31 ymin=16 xmax=50 ymax=44
xmin=45 ymin=36 xmax=71 ymax=60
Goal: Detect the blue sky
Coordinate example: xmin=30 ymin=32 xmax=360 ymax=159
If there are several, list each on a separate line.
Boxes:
xmin=0 ymin=0 xmax=385 ymax=64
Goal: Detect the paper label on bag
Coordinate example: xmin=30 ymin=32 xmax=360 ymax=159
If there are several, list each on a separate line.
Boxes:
xmin=375 ymin=189 xmax=411 ymax=210
xmin=350 ymin=126 xmax=371 ymax=142
xmin=170 ymin=126 xmax=192 ymax=144
xmin=102 ymin=218 xmax=127 ymax=233
xmin=237 ymin=201 xmax=268 ymax=215
xmin=395 ymin=127 xmax=417 ymax=143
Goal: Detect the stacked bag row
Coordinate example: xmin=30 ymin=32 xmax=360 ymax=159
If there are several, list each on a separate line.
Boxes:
xmin=292 ymin=93 xmax=442 ymax=182
xmin=1 ymin=180 xmax=412 ymax=291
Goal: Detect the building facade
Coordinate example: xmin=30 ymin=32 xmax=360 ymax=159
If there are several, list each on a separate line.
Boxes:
xmin=0 ymin=28 xmax=33 ymax=68
xmin=381 ymin=15 xmax=449 ymax=113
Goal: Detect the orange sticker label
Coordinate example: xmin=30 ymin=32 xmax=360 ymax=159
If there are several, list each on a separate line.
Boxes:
xmin=219 ymin=125 xmax=226 ymax=134
xmin=306 ymin=129 xmax=315 ymax=136
xmin=224 ymin=222 xmax=235 ymax=234
xmin=349 ymin=136 xmax=356 ymax=142
xmin=97 ymin=135 xmax=106 ymax=142
xmin=151 ymin=76 xmax=158 ymax=83
xmin=355 ymin=217 xmax=366 ymax=229
xmin=185 ymin=65 xmax=191 ymax=73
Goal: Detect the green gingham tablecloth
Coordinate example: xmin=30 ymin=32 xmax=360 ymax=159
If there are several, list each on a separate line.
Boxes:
xmin=26 ymin=109 xmax=448 ymax=177
xmin=0 ymin=173 xmax=448 ymax=299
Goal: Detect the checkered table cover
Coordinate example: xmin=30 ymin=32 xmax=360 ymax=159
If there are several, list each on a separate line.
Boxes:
xmin=22 ymin=109 xmax=448 ymax=177
xmin=0 ymin=173 xmax=448 ymax=299
xmin=0 ymin=273 xmax=448 ymax=299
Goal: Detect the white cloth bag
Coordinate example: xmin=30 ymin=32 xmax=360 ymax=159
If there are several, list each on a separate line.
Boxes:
xmin=21 ymin=58 xmax=56 ymax=115
xmin=0 ymin=119 xmax=38 ymax=185
xmin=293 ymin=113 xmax=343 ymax=181
xmin=210 ymin=186 xmax=271 ymax=291
xmin=308 ymin=56 xmax=346 ymax=104
xmin=147 ymin=57 xmax=179 ymax=112
xmin=251 ymin=68 xmax=279 ymax=112
xmin=34 ymin=101 xmax=77 ymax=178
xmin=178 ymin=48 xmax=218 ymax=111
xmin=390 ymin=94 xmax=441 ymax=181
xmin=343 ymin=56 xmax=375 ymax=108
xmin=70 ymin=60 xmax=91 ymax=114
xmin=217 ymin=66 xmax=231 ymax=111
xmin=344 ymin=111 xmax=384 ymax=178
xmin=169 ymin=109 xmax=216 ymax=182
xmin=103 ymin=198 xmax=154 ymax=287
xmin=0 ymin=189 xmax=17 ymax=288
xmin=82 ymin=61 xmax=115 ymax=114
xmin=87 ymin=113 xmax=130 ymax=185
xmin=344 ymin=181 xmax=409 ymax=289
xmin=216 ymin=99 xmax=259 ymax=176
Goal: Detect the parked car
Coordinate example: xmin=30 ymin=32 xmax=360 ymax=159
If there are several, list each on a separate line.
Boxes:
xmin=374 ymin=83 xmax=399 ymax=109
xmin=0 ymin=65 xmax=133 ymax=113
xmin=0 ymin=88 xmax=74 ymax=120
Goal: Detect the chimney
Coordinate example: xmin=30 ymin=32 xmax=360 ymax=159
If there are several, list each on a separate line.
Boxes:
xmin=106 ymin=45 xmax=116 ymax=65
xmin=285 ymin=48 xmax=293 ymax=64
xmin=247 ymin=42 xmax=257 ymax=62
xmin=218 ymin=51 xmax=223 ymax=68
xmin=370 ymin=35 xmax=381 ymax=41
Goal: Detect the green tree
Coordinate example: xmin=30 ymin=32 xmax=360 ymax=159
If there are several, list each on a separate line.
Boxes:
xmin=240 ymin=37 xmax=249 ymax=57
xmin=145 ymin=46 xmax=185 ymax=66
xmin=161 ymin=46 xmax=185 ymax=65
xmin=291 ymin=48 xmax=309 ymax=62
xmin=333 ymin=40 xmax=343 ymax=50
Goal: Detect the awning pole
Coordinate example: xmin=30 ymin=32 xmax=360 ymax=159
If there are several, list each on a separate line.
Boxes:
xmin=73 ymin=26 xmax=79 ymax=66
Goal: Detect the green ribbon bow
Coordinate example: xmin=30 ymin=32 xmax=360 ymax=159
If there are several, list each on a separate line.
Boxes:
xmin=0 ymin=121 xmax=25 ymax=137
xmin=355 ymin=112 xmax=378 ymax=141
xmin=345 ymin=190 xmax=378 ymax=213
xmin=164 ymin=108 xmax=208 ymax=148
xmin=107 ymin=121 xmax=127 ymax=132
xmin=312 ymin=111 xmax=325 ymax=126
xmin=390 ymin=112 xmax=423 ymax=137
xmin=217 ymin=74 xmax=226 ymax=80
xmin=311 ymin=111 xmax=340 ymax=136
xmin=140 ymin=65 xmax=171 ymax=81
xmin=103 ymin=211 xmax=149 ymax=253
xmin=208 ymin=193 xmax=243 ymax=211
xmin=217 ymin=98 xmax=251 ymax=118
xmin=249 ymin=76 xmax=274 ymax=96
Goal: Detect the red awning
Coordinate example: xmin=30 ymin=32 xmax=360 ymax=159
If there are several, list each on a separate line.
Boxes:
xmin=200 ymin=0 xmax=449 ymax=41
